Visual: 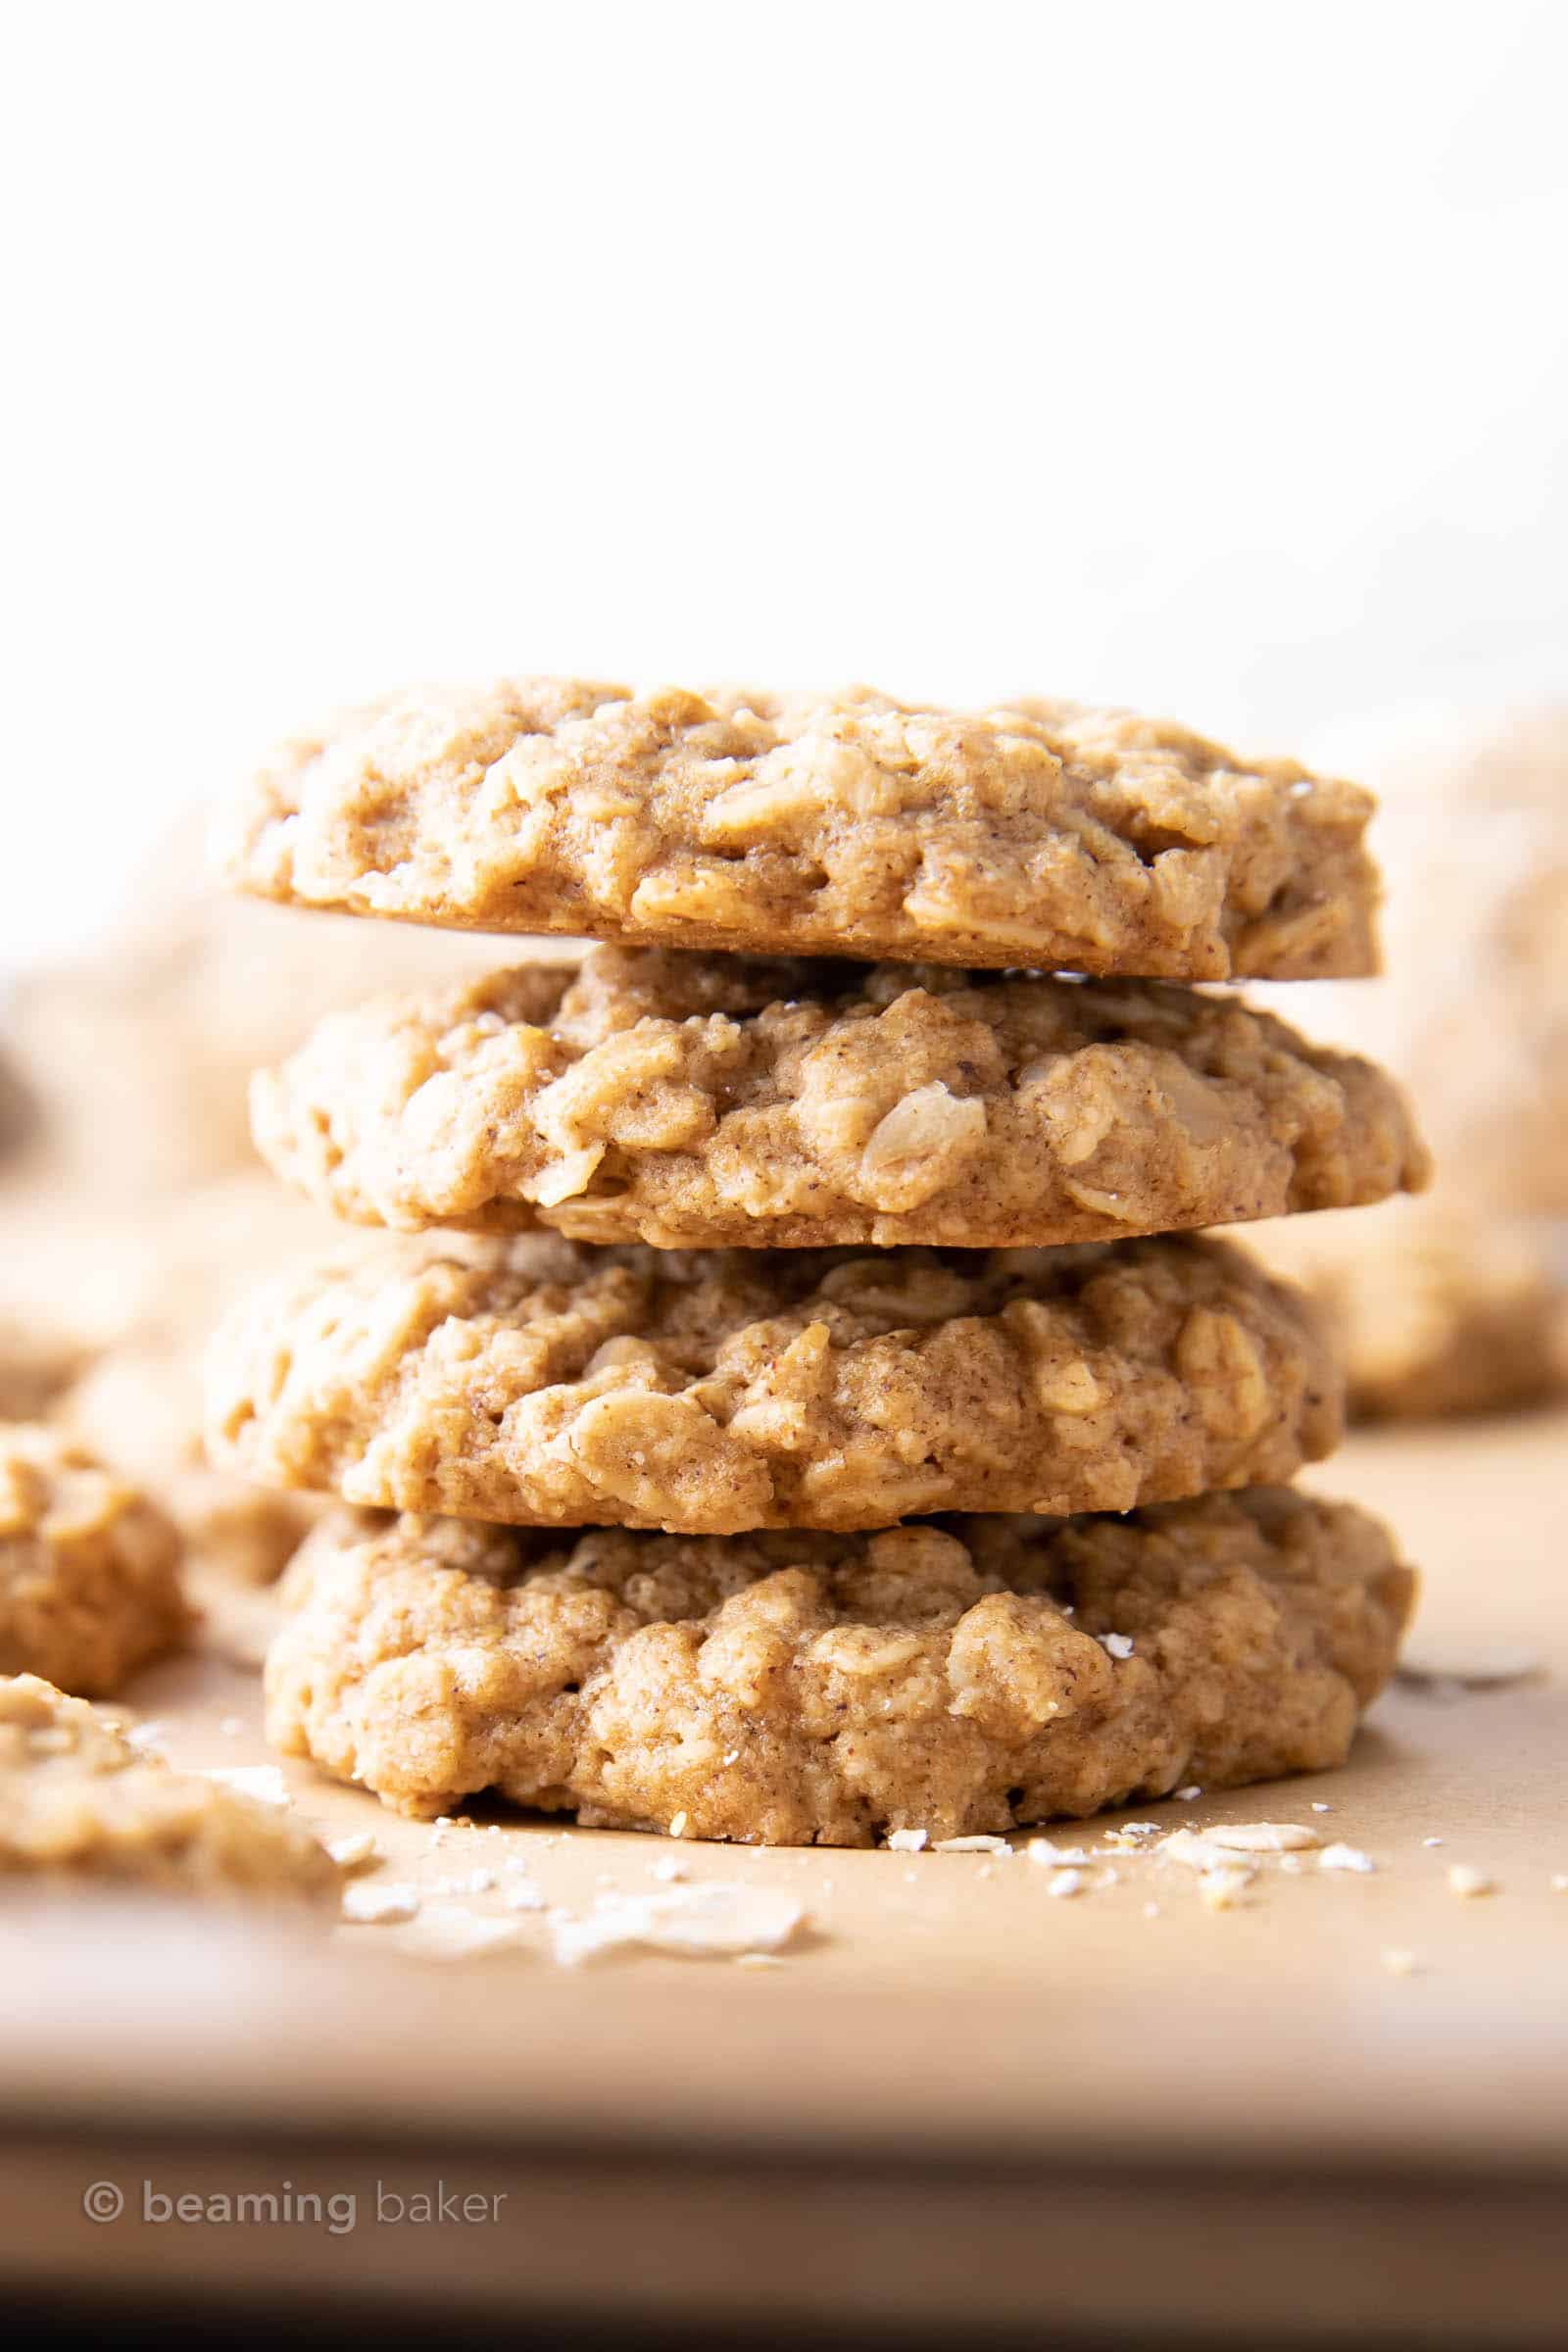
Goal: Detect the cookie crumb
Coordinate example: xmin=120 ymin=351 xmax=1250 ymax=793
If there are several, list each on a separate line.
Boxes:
xmin=551 ymin=1883 xmax=806 ymax=1967
xmin=202 ymin=1764 xmax=289 ymax=1808
xmin=1310 ymin=1802 xmax=1331 ymax=1813
xmin=1199 ymin=1866 xmax=1254 ymax=1911
xmin=1026 ymin=1838 xmax=1094 ymax=1866
xmin=1381 ymin=1947 xmax=1419 ymax=1977
xmin=342 ymin=1881 xmax=420 ymax=1926
xmin=650 ymin=1857 xmax=687 ymax=1883
xmin=1446 ymin=1863 xmax=1494 ymax=1898
xmin=1423 ymin=1836 xmax=1445 ymax=1847
xmin=1100 ymin=1633 xmax=1135 ymax=1660
xmin=933 ymin=1835 xmax=1012 ymax=1855
xmin=1174 ymin=1786 xmax=1202 ymax=1802
xmin=886 ymin=1828 xmax=928 ymax=1853
xmin=503 ymin=1878 xmax=545 ymax=1913
xmin=668 ymin=1811 xmax=690 ymax=1838
xmin=1319 ymin=1842 xmax=1376 ymax=1874
xmin=325 ymin=1832 xmax=379 ymax=1873
xmin=397 ymin=1904 xmax=528 ymax=1960
xmin=1157 ymin=1828 xmax=1242 ymax=1873
xmin=1047 ymin=1869 xmax=1085 ymax=1899
xmin=1397 ymin=1642 xmax=1541 ymax=1689
xmin=1549 ymin=1874 xmax=1567 ymax=1893
xmin=1143 ymin=1901 xmax=1160 ymax=1919
xmin=1202 ymin=1822 xmax=1321 ymax=1852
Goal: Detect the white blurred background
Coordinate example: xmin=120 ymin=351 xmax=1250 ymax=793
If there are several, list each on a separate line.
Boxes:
xmin=2 ymin=0 xmax=1565 ymax=965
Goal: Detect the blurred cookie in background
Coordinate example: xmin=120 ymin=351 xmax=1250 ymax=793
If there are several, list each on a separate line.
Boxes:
xmin=1397 ymin=711 xmax=1568 ymax=1220
xmin=1265 ymin=703 xmax=1568 ymax=1215
xmin=1242 ymin=704 xmax=1568 ymax=1420
xmin=0 ymin=1176 xmax=342 ymax=1581
xmin=1238 ymin=1194 xmax=1568 ymax=1424
xmin=0 ymin=1043 xmax=37 ymax=1165
xmin=0 ymin=816 xmax=532 ymax=1198
xmin=0 ymin=817 xmax=537 ymax=1572
xmin=0 ymin=1318 xmax=92 ymax=1424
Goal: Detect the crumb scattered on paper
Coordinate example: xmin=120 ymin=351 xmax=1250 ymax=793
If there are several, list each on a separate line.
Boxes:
xmin=341 ymin=1882 xmax=420 ymax=1926
xmin=1202 ymin=1822 xmax=1322 ymax=1853
xmin=201 ymin=1764 xmax=289 ymax=1808
xmin=325 ymin=1832 xmax=379 ymax=1873
xmin=550 ymin=1882 xmax=807 ymax=1967
xmin=1319 ymin=1842 xmax=1376 ymax=1875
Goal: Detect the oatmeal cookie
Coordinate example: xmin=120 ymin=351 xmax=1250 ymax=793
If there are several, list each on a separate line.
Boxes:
xmin=252 ymin=949 xmax=1427 ymax=1250
xmin=207 ymin=1233 xmax=1341 ymax=1534
xmin=217 ymin=680 xmax=1380 ymax=980
xmin=1239 ymin=1197 xmax=1568 ymax=1422
xmin=268 ymin=1489 xmax=1413 ymax=1840
xmin=64 ymin=1343 xmax=319 ymax=1584
xmin=0 ymin=1673 xmax=338 ymax=1894
xmin=0 ymin=1425 xmax=191 ymax=1696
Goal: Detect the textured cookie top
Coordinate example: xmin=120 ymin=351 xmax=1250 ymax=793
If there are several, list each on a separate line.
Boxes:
xmin=269 ymin=1490 xmax=1414 ymax=1840
xmin=0 ymin=1672 xmax=339 ymax=1893
xmin=0 ymin=1424 xmax=190 ymax=1697
xmin=253 ymin=948 xmax=1429 ymax=1250
xmin=217 ymin=681 xmax=1381 ymax=980
xmin=207 ymin=1232 xmax=1340 ymax=1535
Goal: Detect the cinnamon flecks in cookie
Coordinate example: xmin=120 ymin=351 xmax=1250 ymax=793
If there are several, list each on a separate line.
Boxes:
xmin=206 ymin=1233 xmax=1341 ymax=1534
xmin=266 ymin=1489 xmax=1414 ymax=1842
xmin=251 ymin=949 xmax=1428 ymax=1249
xmin=218 ymin=680 xmax=1381 ymax=980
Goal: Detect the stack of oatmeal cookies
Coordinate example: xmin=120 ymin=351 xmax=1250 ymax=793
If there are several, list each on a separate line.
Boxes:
xmin=206 ymin=683 xmax=1426 ymax=1845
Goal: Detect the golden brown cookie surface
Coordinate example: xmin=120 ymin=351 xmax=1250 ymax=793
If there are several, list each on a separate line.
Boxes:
xmin=218 ymin=681 xmax=1380 ymax=980
xmin=268 ymin=1491 xmax=1413 ymax=1843
xmin=207 ymin=1233 xmax=1341 ymax=1534
xmin=252 ymin=949 xmax=1427 ymax=1250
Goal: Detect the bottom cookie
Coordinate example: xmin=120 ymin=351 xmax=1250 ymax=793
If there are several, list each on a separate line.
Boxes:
xmin=268 ymin=1490 xmax=1414 ymax=1844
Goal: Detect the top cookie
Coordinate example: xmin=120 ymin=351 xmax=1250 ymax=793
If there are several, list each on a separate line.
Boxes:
xmin=217 ymin=681 xmax=1381 ymax=980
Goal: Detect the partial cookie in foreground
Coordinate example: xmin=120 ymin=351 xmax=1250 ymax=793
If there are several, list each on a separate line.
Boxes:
xmin=1238 ymin=1197 xmax=1568 ymax=1422
xmin=253 ymin=949 xmax=1428 ymax=1250
xmin=0 ymin=1674 xmax=339 ymax=1896
xmin=207 ymin=1233 xmax=1341 ymax=1534
xmin=269 ymin=1490 xmax=1413 ymax=1841
xmin=0 ymin=1425 xmax=191 ymax=1696
xmin=218 ymin=680 xmax=1380 ymax=980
